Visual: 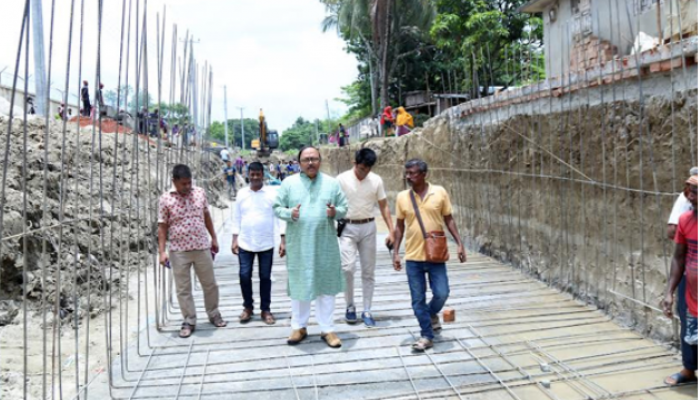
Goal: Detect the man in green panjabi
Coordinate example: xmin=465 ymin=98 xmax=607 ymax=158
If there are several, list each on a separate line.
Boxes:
xmin=274 ymin=146 xmax=348 ymax=348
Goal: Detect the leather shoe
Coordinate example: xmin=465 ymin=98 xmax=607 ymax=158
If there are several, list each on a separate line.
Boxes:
xmin=287 ymin=328 xmax=308 ymax=345
xmin=261 ymin=311 xmax=276 ymax=325
xmin=239 ymin=308 xmax=254 ymax=324
xmin=321 ymin=332 xmax=342 ymax=348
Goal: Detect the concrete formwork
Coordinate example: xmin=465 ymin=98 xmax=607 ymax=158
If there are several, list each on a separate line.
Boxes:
xmin=87 ymin=213 xmax=697 ymax=399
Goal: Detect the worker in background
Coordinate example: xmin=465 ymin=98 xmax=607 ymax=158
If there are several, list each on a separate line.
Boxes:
xmin=339 ymin=123 xmax=347 ymax=147
xmin=243 ymin=161 xmax=250 ymax=183
xmin=81 ymin=80 xmax=91 ymax=117
xmin=235 ymin=156 xmax=244 ymax=174
xmin=274 ymin=146 xmax=348 ymax=348
xmin=26 ymin=97 xmax=35 ymax=115
xmin=393 ymin=159 xmax=467 ymax=352
xmin=56 ymin=103 xmax=66 ymax=120
xmin=220 ymin=147 xmax=231 ymax=163
xmin=277 ymin=161 xmax=285 ymax=180
xmin=396 ymin=107 xmax=414 ymax=136
xmin=222 ymin=160 xmax=237 ymax=199
xmin=663 ymin=174 xmax=698 ymax=386
xmin=381 ymin=106 xmax=395 ymax=137
xmin=96 ymin=83 xmax=105 ymax=117
xmin=337 ymin=148 xmax=394 ymax=328
xmin=286 ymin=160 xmax=294 ymax=177
xmin=158 ymin=164 xmax=227 ymax=338
xmin=232 ymin=161 xmax=286 ymax=325
xmin=137 ymin=107 xmax=147 ymax=134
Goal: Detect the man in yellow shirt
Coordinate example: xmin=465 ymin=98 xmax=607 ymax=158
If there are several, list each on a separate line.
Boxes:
xmin=393 ymin=159 xmax=466 ymax=351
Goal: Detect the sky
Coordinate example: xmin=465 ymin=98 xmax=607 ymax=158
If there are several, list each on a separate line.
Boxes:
xmin=0 ymin=0 xmax=359 ymax=131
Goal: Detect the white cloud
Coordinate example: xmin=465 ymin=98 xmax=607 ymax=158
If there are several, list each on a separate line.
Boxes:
xmin=0 ymin=0 xmax=358 ymax=130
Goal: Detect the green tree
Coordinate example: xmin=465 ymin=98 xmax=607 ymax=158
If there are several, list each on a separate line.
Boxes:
xmin=209 ymin=118 xmax=261 ymax=149
xmin=321 ymin=0 xmax=435 ymax=112
xmin=158 ymin=102 xmax=192 ymax=131
xmin=280 ymin=117 xmax=319 ymax=152
xmin=430 ymin=0 xmax=543 ymax=97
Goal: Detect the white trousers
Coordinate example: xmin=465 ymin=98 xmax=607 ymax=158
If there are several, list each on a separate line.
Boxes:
xmin=291 ymin=295 xmax=336 ymax=333
xmin=340 ymin=222 xmax=377 ymax=312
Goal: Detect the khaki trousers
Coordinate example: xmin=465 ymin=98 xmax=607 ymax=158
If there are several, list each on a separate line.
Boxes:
xmin=170 ymin=249 xmax=220 ymax=325
xmin=340 ymin=222 xmax=377 ymax=312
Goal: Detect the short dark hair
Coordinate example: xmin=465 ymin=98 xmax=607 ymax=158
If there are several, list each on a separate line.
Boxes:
xmin=248 ymin=161 xmax=264 ymax=173
xmin=355 ymin=148 xmax=377 ymax=168
xmin=297 ymin=145 xmax=321 ymax=162
xmin=172 ymin=164 xmax=192 ymax=180
xmin=405 ymin=158 xmax=428 ymax=173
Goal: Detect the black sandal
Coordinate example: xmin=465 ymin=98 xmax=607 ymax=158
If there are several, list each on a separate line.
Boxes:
xmin=179 ymin=323 xmax=195 ymax=338
xmin=210 ymin=314 xmax=228 ymax=328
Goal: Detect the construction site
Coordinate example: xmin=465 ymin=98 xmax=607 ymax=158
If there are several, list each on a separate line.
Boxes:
xmin=0 ymin=0 xmax=698 ymax=399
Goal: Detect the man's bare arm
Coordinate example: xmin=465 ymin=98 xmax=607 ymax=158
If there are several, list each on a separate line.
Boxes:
xmin=378 ymin=199 xmax=394 ymax=242
xmin=393 ymin=219 xmax=405 ymax=271
xmin=204 ymin=210 xmax=217 ymax=240
xmin=663 ymin=242 xmax=687 ymax=318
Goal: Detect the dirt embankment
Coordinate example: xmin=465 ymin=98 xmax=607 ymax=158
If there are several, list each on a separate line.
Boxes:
xmin=0 ymin=116 xmax=226 ymax=326
xmin=323 ymin=78 xmax=698 ymax=343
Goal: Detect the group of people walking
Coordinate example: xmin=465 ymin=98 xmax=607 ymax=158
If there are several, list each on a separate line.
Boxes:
xmin=158 ymin=146 xmax=466 ymax=351
xmin=158 ymin=146 xmax=695 ymax=375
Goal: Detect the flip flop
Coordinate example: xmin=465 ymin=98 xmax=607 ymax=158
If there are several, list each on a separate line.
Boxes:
xmin=664 ymin=372 xmax=697 ymax=386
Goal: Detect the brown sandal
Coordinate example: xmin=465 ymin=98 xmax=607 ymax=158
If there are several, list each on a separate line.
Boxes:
xmin=261 ymin=311 xmax=276 ymax=325
xmin=210 ymin=314 xmax=228 ymax=328
xmin=179 ymin=323 xmax=195 ymax=338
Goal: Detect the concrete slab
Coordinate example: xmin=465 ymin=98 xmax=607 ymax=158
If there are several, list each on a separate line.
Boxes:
xmin=85 ymin=216 xmax=697 ymax=399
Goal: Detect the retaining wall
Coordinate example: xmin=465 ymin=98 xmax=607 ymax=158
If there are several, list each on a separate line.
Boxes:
xmin=322 ymin=65 xmax=699 ymax=343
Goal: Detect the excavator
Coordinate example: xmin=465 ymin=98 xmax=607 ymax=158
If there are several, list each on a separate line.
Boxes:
xmin=251 ymin=108 xmax=279 ymax=157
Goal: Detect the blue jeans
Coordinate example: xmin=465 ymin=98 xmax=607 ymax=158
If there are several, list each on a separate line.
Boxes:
xmin=406 ymin=261 xmax=450 ymax=340
xmin=238 ymin=248 xmax=274 ymax=312
xmin=678 ymin=277 xmax=698 ymax=370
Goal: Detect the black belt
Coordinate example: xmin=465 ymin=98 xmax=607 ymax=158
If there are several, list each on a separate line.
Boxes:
xmin=345 ymin=218 xmax=375 ymax=224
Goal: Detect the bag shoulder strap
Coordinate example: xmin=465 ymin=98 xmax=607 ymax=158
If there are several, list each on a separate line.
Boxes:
xmin=409 ymin=191 xmax=428 ymax=239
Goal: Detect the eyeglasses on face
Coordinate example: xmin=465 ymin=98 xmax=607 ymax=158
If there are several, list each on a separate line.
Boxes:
xmin=300 ymin=157 xmax=321 ymax=164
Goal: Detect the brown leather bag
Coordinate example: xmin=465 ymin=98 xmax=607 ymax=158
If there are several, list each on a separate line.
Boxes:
xmin=410 ymin=191 xmax=449 ymax=263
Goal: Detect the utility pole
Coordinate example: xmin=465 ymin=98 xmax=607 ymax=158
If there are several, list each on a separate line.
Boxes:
xmin=31 ymin=0 xmax=47 ymax=116
xmin=325 ymin=100 xmax=332 ymax=137
xmin=223 ymin=85 xmax=229 ymax=149
xmin=236 ymin=107 xmax=245 ymax=150
xmin=315 ymin=120 xmax=319 ymax=145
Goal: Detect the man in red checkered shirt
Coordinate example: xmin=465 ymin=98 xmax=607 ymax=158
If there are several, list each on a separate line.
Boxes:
xmin=158 ymin=164 xmax=227 ymax=338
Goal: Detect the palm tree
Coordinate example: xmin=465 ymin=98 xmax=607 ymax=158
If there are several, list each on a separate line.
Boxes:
xmin=321 ymin=0 xmax=434 ymax=113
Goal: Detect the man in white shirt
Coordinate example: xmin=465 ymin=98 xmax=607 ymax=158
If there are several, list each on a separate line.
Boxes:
xmin=232 ymin=161 xmax=286 ymax=325
xmin=668 ymin=167 xmax=698 ymax=239
xmin=220 ymin=148 xmax=230 ymax=163
xmin=337 ymin=148 xmax=394 ymax=327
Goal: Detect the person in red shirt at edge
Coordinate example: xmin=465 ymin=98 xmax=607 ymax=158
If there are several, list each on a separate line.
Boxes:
xmin=663 ymin=175 xmax=698 ymax=386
